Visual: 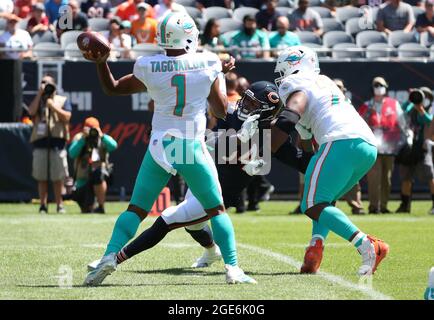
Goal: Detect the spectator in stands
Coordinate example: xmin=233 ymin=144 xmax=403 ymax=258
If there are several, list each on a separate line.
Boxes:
xmin=226 ymin=15 xmax=270 ymax=59
xmin=358 ymin=77 xmax=406 ymax=214
xmin=0 ymin=0 xmax=14 ymax=15
xmin=0 ymin=14 xmax=33 ymax=59
xmin=269 ymin=16 xmax=301 ymax=57
xmin=45 ymin=0 xmax=68 ymax=24
xmin=102 ymin=16 xmax=132 ymax=59
xmin=154 ymin=0 xmax=186 ymax=19
xmin=69 ymin=117 xmax=117 ymax=214
xmin=131 ymin=2 xmax=157 ymax=43
xmin=28 ymin=75 xmax=71 ymax=214
xmin=115 ymin=0 xmax=155 ymax=22
xmin=376 ymin=0 xmax=415 ymax=34
xmin=121 ymin=20 xmax=136 ymax=46
xmin=27 ymin=3 xmax=50 ymax=36
xmin=255 ymin=0 xmax=282 ymax=31
xmin=289 ymin=0 xmax=324 ymax=36
xmin=81 ymin=0 xmax=113 ymax=19
xmin=56 ymin=0 xmax=89 ymax=37
xmin=416 ymin=0 xmax=433 ymax=43
xmin=14 ymin=0 xmax=32 ymax=19
xmin=201 ymin=18 xmax=225 ymax=48
xmin=196 ymin=0 xmax=232 ymax=11
xmin=396 ymin=87 xmax=434 ymax=214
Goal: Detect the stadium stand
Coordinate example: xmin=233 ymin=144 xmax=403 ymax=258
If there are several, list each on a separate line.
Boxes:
xmin=303 ymin=42 xmax=327 ymax=57
xmin=332 ymin=43 xmax=363 ymax=58
xmin=295 ymin=30 xmax=322 ymax=44
xmin=131 ymin=43 xmax=164 ymax=59
xmin=336 ymin=6 xmax=361 ymax=24
xmin=33 ymin=42 xmax=63 ymax=58
xmin=366 ymin=43 xmax=394 ymax=59
xmin=233 ymin=7 xmax=259 ymax=22
xmin=322 ymin=18 xmax=344 ymax=33
xmin=356 ymin=30 xmax=387 ymax=48
xmin=32 ymin=30 xmax=57 ymax=45
xmin=203 ymin=6 xmax=232 ymax=20
xmin=88 ymin=18 xmax=110 ymax=32
xmin=322 ymin=31 xmax=353 ymax=48
xmin=217 ymin=18 xmax=243 ymax=34
xmin=60 ymin=31 xmax=83 ymax=49
xmin=185 ymin=6 xmax=202 ymax=19
xmin=310 ymin=6 xmax=332 ymax=18
xmin=64 ymin=42 xmax=83 ymax=59
xmin=398 ymin=43 xmax=430 ymax=58
xmin=345 ymin=17 xmax=371 ymax=37
xmin=275 ymin=7 xmax=292 ymax=16
xmin=388 ymin=30 xmax=418 ymax=47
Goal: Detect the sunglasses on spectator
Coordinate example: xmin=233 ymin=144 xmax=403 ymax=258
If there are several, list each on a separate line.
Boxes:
xmin=373 ymin=83 xmax=385 ymax=88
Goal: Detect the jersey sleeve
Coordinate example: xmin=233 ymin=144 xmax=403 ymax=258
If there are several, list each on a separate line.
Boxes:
xmin=133 ymin=56 xmax=150 ymax=87
xmin=203 ymin=51 xmax=225 ymax=93
xmin=278 ymin=75 xmax=311 ymax=104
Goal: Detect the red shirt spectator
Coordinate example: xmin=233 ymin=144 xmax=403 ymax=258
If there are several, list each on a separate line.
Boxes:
xmin=27 ymin=4 xmax=50 ymax=35
xmin=14 ymin=0 xmax=32 ymax=18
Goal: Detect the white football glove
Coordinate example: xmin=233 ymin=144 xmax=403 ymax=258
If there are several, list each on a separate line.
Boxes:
xmin=295 ymin=123 xmax=313 ymax=140
xmin=242 ymin=159 xmax=266 ymax=176
xmin=237 ymin=114 xmax=260 ymax=143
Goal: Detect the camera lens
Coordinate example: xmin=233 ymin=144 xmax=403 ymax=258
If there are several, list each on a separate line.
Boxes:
xmin=409 ymin=89 xmax=424 ymax=105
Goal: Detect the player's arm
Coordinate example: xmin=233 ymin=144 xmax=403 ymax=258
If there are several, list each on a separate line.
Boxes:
xmin=207 ymin=76 xmax=227 ymax=119
xmin=84 ymin=51 xmax=146 ymax=96
xmin=271 ymin=91 xmax=307 ymax=152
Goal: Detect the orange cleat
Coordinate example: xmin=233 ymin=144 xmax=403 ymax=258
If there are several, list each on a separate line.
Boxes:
xmin=368 ymin=235 xmax=389 ymax=274
xmin=300 ymin=239 xmax=324 ymax=274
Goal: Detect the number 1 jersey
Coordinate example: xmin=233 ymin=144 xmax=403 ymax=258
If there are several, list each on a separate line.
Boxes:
xmin=133 ymin=51 xmax=223 ymax=139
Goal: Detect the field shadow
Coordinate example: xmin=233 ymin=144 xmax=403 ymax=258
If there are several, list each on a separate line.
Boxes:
xmin=126 ymin=268 xmax=300 ymax=277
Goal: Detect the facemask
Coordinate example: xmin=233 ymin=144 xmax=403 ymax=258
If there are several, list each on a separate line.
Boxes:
xmin=424 ymin=98 xmax=432 ymax=109
xmin=374 ymin=86 xmax=386 ymax=96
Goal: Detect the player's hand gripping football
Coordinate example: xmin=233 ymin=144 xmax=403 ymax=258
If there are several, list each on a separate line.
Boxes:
xmin=82 ymin=50 xmax=110 ymax=64
xmin=237 ymin=114 xmax=260 ymax=143
xmin=242 ymin=159 xmax=266 ymax=176
xmin=221 ymin=55 xmax=236 ymax=74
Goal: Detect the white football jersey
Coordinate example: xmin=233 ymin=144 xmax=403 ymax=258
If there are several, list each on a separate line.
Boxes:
xmin=133 ymin=51 xmax=224 ymax=139
xmin=278 ymin=73 xmax=377 ymax=147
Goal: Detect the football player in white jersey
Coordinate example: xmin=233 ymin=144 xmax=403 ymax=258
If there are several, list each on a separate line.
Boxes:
xmin=82 ymin=12 xmax=256 ymax=286
xmin=273 ymin=45 xmax=390 ymax=276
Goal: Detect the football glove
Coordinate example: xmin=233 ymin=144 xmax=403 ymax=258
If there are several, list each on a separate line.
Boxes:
xmin=237 ymin=114 xmax=260 ymax=143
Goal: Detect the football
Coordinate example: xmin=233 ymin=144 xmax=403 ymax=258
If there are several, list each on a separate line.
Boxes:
xmin=77 ymin=31 xmax=110 ymax=58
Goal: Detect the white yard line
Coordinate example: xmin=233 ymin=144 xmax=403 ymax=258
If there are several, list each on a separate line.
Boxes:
xmin=238 ymin=242 xmax=393 ymax=300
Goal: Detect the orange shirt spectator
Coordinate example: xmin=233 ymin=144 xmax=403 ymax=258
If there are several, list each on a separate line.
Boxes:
xmin=131 ymin=2 xmax=157 ymax=43
xmin=115 ymin=0 xmax=155 ymax=22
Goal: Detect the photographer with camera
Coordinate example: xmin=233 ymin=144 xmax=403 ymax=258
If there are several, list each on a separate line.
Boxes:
xmin=28 ymin=75 xmax=72 ymax=214
xmin=69 ymin=117 xmax=117 ymax=214
xmin=396 ymin=87 xmax=434 ymax=214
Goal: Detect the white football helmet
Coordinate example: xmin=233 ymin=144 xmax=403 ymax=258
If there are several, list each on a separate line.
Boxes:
xmin=156 ymin=12 xmax=199 ymax=53
xmin=274 ymin=45 xmax=320 ymax=86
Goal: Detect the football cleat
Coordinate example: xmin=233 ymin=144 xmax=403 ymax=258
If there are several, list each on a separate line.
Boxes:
xmin=191 ymin=245 xmax=222 ymax=268
xmin=225 ymin=265 xmax=257 ymax=284
xmin=300 ymin=238 xmax=324 ymax=274
xmin=357 ymin=235 xmax=389 ymax=276
xmin=87 ymin=259 xmax=101 ymax=272
xmin=83 ymin=253 xmax=117 ymax=286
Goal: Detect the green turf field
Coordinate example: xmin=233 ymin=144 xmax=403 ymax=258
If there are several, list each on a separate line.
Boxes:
xmin=0 ymin=201 xmax=433 ymax=300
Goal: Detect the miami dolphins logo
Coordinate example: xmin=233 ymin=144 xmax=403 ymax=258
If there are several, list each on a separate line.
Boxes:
xmin=182 ymin=21 xmax=194 ymax=34
xmin=284 ymin=51 xmax=305 ymax=66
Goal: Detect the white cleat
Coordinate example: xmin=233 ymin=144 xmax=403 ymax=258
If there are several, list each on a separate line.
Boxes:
xmin=357 ymin=238 xmax=376 ymax=276
xmin=225 ymin=264 xmax=257 ymax=284
xmin=84 ymin=253 xmax=117 ymax=286
xmin=191 ymin=245 xmax=222 ymax=268
xmin=87 ymin=259 xmax=101 ymax=272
